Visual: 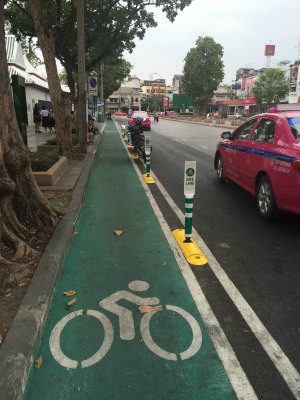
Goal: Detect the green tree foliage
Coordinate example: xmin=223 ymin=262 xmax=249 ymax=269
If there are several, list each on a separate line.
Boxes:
xmin=251 ymin=68 xmax=290 ymax=109
xmin=5 ymin=0 xmax=192 ymax=96
xmin=141 ymin=97 xmax=162 ymax=112
xmin=103 ymin=58 xmax=132 ymax=99
xmin=182 ymin=36 xmax=224 ymax=114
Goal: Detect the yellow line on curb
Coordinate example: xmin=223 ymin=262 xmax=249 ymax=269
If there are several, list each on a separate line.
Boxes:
xmin=172 ymin=229 xmax=208 ymax=266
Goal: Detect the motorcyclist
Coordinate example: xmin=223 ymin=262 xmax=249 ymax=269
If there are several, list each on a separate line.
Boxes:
xmin=128 ymin=116 xmax=143 ymax=153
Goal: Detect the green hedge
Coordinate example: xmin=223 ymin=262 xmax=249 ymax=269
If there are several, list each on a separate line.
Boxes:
xmin=29 ymin=151 xmax=60 ymax=171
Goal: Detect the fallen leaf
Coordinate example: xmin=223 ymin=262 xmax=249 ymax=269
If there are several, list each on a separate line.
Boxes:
xmin=114 ymin=230 xmax=124 ymax=236
xmin=138 ymin=305 xmax=162 ymax=314
xmin=0 ymin=335 xmax=3 ymax=345
xmin=34 ymin=355 xmax=43 ymax=369
xmin=64 ymin=290 xmax=76 ymax=297
xmin=18 ymin=282 xmax=26 ymax=288
xmin=73 ymin=231 xmax=79 ymax=235
xmin=5 ymin=293 xmax=11 ymax=298
xmin=67 ymin=297 xmax=77 ymax=306
xmin=163 ymin=262 xmax=167 ymax=267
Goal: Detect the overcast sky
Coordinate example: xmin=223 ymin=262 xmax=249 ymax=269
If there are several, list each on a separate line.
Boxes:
xmin=124 ymin=0 xmax=300 ymax=86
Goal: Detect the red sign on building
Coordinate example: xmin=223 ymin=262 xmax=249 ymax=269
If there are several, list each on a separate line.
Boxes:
xmin=162 ymin=97 xmax=169 ymax=107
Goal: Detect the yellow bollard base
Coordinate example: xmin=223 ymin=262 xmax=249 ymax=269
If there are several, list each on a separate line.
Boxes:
xmin=143 ymin=174 xmax=155 ymax=184
xmin=132 ymin=154 xmax=139 ymax=159
xmin=172 ymin=229 xmax=208 ymax=266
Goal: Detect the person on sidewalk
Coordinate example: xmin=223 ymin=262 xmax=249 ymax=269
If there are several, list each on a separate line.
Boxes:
xmin=48 ymin=110 xmax=56 ymax=132
xmin=40 ymin=106 xmax=49 ymax=132
xmin=87 ymin=118 xmax=94 ymax=144
xmin=33 ymin=103 xmax=42 ymax=133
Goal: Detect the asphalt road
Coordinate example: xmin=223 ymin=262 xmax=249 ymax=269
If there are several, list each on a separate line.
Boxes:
xmin=117 ymin=116 xmax=300 ymax=399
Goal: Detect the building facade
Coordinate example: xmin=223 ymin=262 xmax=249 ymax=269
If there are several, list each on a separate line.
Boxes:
xmin=6 ymin=35 xmax=69 ymax=126
xmin=106 ymin=78 xmax=142 ymax=113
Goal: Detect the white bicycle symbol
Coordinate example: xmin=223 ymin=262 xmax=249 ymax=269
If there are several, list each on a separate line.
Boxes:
xmin=49 ymin=280 xmax=202 ymax=369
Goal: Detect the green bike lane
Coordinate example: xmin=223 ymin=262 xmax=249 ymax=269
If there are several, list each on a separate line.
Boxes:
xmin=24 ymin=120 xmax=238 ymax=399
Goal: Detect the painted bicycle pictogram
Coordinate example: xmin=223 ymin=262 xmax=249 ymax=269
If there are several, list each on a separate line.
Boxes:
xmin=49 ymin=280 xmax=202 ymax=369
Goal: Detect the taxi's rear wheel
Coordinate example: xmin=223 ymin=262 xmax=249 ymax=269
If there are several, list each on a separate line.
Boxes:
xmin=256 ymin=175 xmax=277 ymax=220
xmin=216 ymin=154 xmax=225 ymax=183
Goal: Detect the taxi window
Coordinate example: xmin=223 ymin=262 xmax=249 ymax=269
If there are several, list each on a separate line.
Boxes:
xmin=288 ymin=118 xmax=300 ymax=142
xmin=233 ymin=119 xmax=258 ymax=140
xmin=251 ymin=118 xmax=275 ymax=143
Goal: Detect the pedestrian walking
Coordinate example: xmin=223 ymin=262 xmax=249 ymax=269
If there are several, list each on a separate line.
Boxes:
xmin=33 ymin=103 xmax=42 ymax=133
xmin=48 ymin=110 xmax=56 ymax=132
xmin=40 ymin=106 xmax=49 ymax=132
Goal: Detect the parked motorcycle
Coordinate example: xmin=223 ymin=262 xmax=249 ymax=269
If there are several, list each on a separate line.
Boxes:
xmin=128 ymin=119 xmax=148 ymax=162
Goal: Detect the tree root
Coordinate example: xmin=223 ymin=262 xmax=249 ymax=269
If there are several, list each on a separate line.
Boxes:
xmin=0 ymin=256 xmax=32 ymax=292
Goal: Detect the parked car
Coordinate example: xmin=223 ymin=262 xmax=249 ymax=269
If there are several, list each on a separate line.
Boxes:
xmin=129 ymin=111 xmax=151 ymax=130
xmin=214 ymin=110 xmax=300 ymax=220
xmin=159 ymin=111 xmax=173 ymax=117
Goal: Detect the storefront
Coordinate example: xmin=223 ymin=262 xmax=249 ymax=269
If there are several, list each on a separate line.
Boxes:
xmin=216 ymin=97 xmax=262 ymax=118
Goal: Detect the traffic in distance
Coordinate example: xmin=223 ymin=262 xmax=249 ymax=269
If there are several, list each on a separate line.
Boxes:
xmin=129 ymin=110 xmax=152 ymax=130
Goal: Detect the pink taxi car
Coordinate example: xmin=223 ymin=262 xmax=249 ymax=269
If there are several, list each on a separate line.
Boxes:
xmin=129 ymin=111 xmax=151 ymax=131
xmin=214 ymin=110 xmax=300 ymax=220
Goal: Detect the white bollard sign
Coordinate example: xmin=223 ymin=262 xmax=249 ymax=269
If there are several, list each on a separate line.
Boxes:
xmin=184 ymin=161 xmax=196 ymax=196
xmin=144 ymin=136 xmax=151 ymax=155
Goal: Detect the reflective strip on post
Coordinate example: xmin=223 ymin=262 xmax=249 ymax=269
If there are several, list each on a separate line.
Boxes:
xmin=185 ymin=196 xmax=194 ymax=240
xmin=146 ymin=154 xmax=151 ymax=175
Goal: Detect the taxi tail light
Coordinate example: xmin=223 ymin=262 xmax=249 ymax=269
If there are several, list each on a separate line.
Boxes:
xmin=292 ymin=160 xmax=300 ymax=172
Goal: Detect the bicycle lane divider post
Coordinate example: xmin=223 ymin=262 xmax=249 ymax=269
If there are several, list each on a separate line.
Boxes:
xmin=22 ymin=123 xmax=243 ymax=400
xmin=143 ymin=135 xmax=155 ymax=184
xmin=173 ymin=160 xmax=208 ymax=266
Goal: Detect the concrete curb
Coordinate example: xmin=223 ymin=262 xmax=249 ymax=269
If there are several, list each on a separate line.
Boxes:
xmin=0 ymin=125 xmax=105 ymax=400
xmin=167 ymin=118 xmax=236 ymax=130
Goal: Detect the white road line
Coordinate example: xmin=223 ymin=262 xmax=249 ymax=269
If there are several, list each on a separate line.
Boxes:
xmin=199 ymin=145 xmax=209 ymax=149
xmin=150 ymin=171 xmax=300 ymax=400
xmin=116 ymin=123 xmax=257 ymax=398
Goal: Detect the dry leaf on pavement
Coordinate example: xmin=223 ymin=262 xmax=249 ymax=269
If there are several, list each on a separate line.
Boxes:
xmin=64 ymin=290 xmax=76 ymax=297
xmin=67 ymin=297 xmax=77 ymax=306
xmin=114 ymin=230 xmax=124 ymax=236
xmin=34 ymin=355 xmax=43 ymax=369
xmin=0 ymin=335 xmax=3 ymax=345
xmin=138 ymin=305 xmax=162 ymax=313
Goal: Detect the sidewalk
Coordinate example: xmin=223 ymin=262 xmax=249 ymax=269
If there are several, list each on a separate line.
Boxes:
xmin=0 ymin=120 xmax=239 ymax=399
xmin=26 ymin=124 xmax=103 ymax=191
xmin=26 ymin=125 xmax=56 ymax=152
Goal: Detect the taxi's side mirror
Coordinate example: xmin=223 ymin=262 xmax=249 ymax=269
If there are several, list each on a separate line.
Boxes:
xmin=221 ymin=131 xmax=231 ymax=139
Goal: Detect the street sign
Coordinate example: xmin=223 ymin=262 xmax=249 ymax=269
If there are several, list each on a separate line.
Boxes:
xmin=97 ymin=98 xmax=102 ymax=106
xmin=184 ymin=161 xmax=196 ymax=196
xmin=144 ymin=136 xmax=151 ymax=155
xmin=88 ymin=76 xmax=98 ymax=96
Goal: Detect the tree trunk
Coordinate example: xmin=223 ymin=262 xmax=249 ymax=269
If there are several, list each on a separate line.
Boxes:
xmin=29 ymin=0 xmax=74 ymax=159
xmin=0 ymin=0 xmax=58 ymax=291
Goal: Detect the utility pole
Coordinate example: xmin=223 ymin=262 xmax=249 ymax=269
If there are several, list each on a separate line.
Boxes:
xmin=100 ymin=62 xmax=104 ymax=120
xmin=77 ymin=0 xmax=87 ymax=153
